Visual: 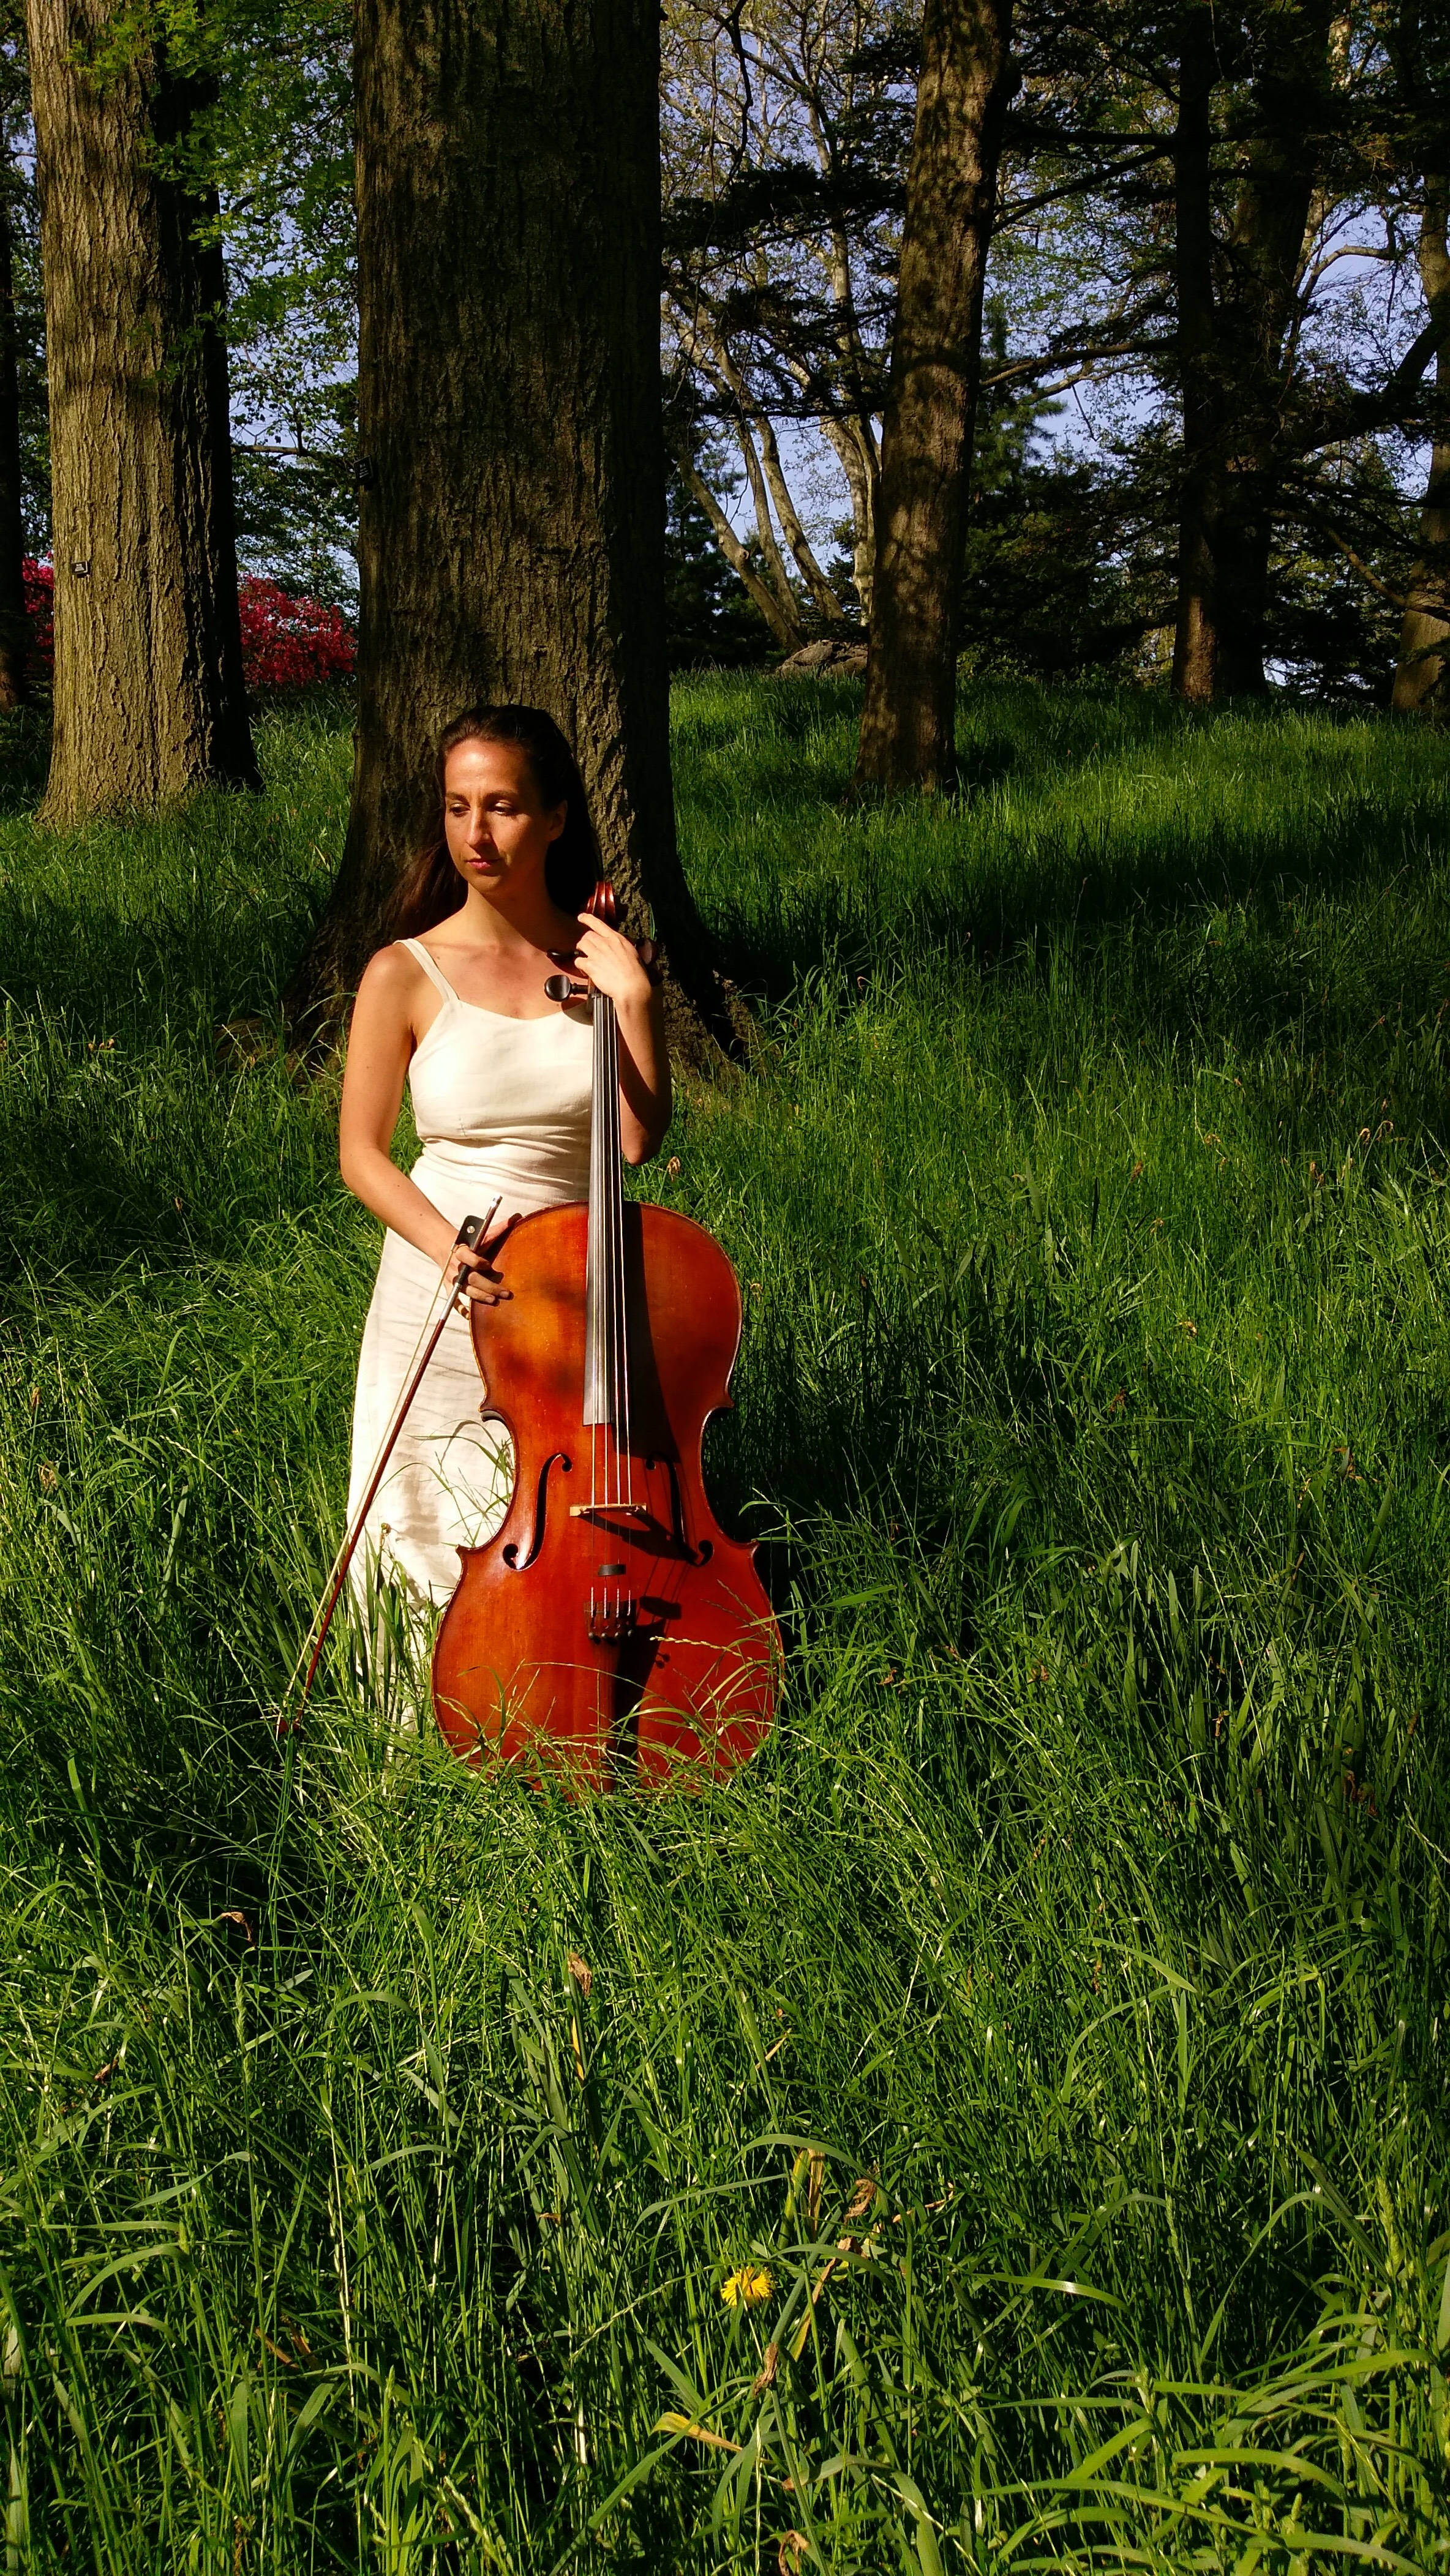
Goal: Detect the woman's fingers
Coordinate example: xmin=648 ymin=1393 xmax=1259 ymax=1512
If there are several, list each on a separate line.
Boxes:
xmin=445 ymin=1213 xmax=520 ymax=1303
xmin=450 ymin=1254 xmax=513 ymax=1305
xmin=574 ymin=914 xmax=651 ymax=1006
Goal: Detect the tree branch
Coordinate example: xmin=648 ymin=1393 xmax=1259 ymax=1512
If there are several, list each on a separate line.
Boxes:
xmin=1293 ymin=508 xmax=1413 ymax=611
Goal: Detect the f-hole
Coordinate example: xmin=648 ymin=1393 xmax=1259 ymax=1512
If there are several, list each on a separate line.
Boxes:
xmin=502 ymin=1450 xmax=571 ymax=1570
xmin=659 ymin=1458 xmax=712 ymax=1567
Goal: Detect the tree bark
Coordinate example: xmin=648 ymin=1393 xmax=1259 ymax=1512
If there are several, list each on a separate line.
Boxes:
xmin=732 ymin=408 xmax=800 ymax=626
xmin=696 ymin=327 xmax=844 ymax=621
xmin=1171 ymin=0 xmax=1220 ymax=703
xmin=25 ymin=0 xmax=255 ymax=818
xmin=1392 ymin=176 xmax=1450 ymax=714
xmin=669 ymin=438 xmax=803 ymax=648
xmin=0 ymin=158 xmax=30 ymax=711
xmin=291 ymin=0 xmax=733 ymax=1062
xmin=1171 ymin=0 xmax=1337 ymax=702
xmin=854 ymin=0 xmax=1015 ymax=795
xmin=1209 ymin=0 xmax=1337 ymax=694
xmin=754 ymin=408 xmax=846 ymax=623
xmin=817 ymin=406 xmax=877 ymax=618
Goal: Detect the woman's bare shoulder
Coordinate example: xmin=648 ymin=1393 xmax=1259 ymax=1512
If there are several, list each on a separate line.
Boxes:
xmin=350 ymin=940 xmax=435 ymax=1039
xmin=356 ymin=940 xmax=427 ymax=1002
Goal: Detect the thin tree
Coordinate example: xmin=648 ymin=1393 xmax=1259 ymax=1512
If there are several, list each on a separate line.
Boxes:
xmin=1392 ymin=199 xmax=1449 ymax=713
xmin=0 ymin=143 xmax=29 ymax=709
xmin=667 ymin=431 xmax=805 ymax=650
xmin=661 ymin=0 xmax=902 ymax=633
xmin=854 ymin=0 xmax=1015 ymax=794
xmin=290 ymin=0 xmax=734 ymax=1060
xmin=26 ymin=0 xmax=255 ymax=821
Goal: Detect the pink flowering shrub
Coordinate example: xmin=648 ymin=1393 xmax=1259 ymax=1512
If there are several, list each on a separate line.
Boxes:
xmin=18 ymin=563 xmax=356 ymax=692
xmin=236 ymin=577 xmax=356 ymax=689
xmin=22 ymin=558 xmax=52 ymax=670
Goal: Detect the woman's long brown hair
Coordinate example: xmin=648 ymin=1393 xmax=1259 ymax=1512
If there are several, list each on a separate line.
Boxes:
xmin=392 ymin=705 xmax=600 ymax=939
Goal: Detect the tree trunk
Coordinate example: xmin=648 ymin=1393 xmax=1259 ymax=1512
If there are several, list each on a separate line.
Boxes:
xmin=1209 ymin=0 xmax=1336 ymax=694
xmin=702 ymin=329 xmax=844 ymax=621
xmin=854 ymin=0 xmax=1015 ymax=795
xmin=734 ymin=411 xmax=800 ymax=625
xmin=1171 ymin=1 xmax=1225 ymax=703
xmin=754 ymin=408 xmax=846 ymax=623
xmin=290 ymin=0 xmax=734 ymax=1063
xmin=1172 ymin=0 xmax=1336 ymax=702
xmin=1392 ymin=176 xmax=1450 ymax=714
xmin=817 ymin=408 xmax=877 ymax=619
xmin=0 ymin=159 xmax=30 ymax=711
xmin=670 ymin=438 xmax=803 ymax=649
xmin=26 ymin=0 xmax=255 ymax=820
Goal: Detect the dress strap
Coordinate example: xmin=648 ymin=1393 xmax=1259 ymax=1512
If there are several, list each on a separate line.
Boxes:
xmin=400 ymin=937 xmax=460 ymax=1008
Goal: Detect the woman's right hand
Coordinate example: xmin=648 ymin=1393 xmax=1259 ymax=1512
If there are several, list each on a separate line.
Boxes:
xmin=447 ymin=1220 xmax=519 ymax=1306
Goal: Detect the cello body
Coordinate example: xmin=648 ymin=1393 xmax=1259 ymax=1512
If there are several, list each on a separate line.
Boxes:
xmin=432 ymin=1199 xmax=779 ymax=1790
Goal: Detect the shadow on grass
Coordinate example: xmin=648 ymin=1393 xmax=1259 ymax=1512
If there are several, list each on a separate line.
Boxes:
xmin=687 ymin=679 xmax=1447 ymax=1000
xmin=0 ymin=706 xmax=53 ymax=815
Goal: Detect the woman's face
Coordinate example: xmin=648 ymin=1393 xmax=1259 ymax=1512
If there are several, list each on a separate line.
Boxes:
xmin=443 ymin=738 xmax=566 ymax=905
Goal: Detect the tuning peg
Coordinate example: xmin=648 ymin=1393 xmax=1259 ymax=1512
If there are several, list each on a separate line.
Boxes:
xmin=544 ymin=972 xmax=590 ymax=1004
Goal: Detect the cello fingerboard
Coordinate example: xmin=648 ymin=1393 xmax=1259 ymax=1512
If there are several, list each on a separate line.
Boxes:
xmin=583 ymin=989 xmax=624 ymax=1430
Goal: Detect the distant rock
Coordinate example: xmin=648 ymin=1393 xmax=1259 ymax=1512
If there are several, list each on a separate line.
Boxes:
xmin=772 ymin=637 xmax=869 ymax=680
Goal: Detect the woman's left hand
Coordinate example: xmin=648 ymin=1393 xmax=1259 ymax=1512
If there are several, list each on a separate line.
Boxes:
xmin=573 ymin=911 xmax=654 ymax=1010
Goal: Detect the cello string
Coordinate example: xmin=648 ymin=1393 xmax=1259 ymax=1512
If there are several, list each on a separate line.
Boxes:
xmin=611 ymin=995 xmax=633 ymax=1510
xmin=604 ymin=992 xmax=615 ymax=1509
xmin=604 ymin=989 xmax=615 ymax=1505
xmin=607 ymin=984 xmax=618 ymax=1504
xmin=590 ymin=984 xmax=603 ymax=1511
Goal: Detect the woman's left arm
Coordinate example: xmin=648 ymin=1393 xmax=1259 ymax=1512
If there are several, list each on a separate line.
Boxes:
xmin=573 ymin=913 xmax=672 ymax=1164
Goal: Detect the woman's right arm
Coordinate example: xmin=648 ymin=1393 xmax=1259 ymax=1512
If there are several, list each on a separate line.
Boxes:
xmin=339 ymin=947 xmax=464 ymax=1276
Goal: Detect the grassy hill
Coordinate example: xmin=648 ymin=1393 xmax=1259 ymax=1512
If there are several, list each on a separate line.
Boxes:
xmin=0 ymin=677 xmax=1446 ymax=2569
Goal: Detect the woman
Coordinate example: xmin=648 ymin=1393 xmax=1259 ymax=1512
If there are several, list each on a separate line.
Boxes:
xmin=339 ymin=705 xmax=670 ymax=1615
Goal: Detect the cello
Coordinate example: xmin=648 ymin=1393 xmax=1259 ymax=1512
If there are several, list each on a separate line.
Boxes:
xmin=430 ymin=884 xmax=779 ymax=1790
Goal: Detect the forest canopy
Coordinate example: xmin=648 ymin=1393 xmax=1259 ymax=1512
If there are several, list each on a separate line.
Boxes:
xmin=1 ymin=0 xmax=1446 ymax=711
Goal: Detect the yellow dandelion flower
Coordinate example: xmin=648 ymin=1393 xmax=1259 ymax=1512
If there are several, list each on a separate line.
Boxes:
xmin=721 ymin=2263 xmax=774 ymax=2308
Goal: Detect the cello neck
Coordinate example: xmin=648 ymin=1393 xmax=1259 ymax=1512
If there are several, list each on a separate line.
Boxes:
xmin=584 ymin=983 xmax=625 ymax=1429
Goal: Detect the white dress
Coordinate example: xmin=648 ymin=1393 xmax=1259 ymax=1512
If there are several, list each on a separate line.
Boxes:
xmin=347 ymin=937 xmax=593 ymax=1611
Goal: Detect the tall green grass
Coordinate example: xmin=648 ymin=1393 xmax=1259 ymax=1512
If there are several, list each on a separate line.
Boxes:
xmin=0 ymin=678 xmax=1446 ymax=2570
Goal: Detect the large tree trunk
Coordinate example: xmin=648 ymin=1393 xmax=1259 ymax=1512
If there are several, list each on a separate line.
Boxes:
xmin=1172 ymin=0 xmax=1335 ymax=702
xmin=854 ymin=0 xmax=1015 ymax=795
xmin=290 ymin=0 xmax=733 ymax=1062
xmin=26 ymin=0 xmax=255 ymax=820
xmin=1209 ymin=0 xmax=1335 ymax=695
xmin=1392 ymin=176 xmax=1450 ymax=714
xmin=0 ymin=159 xmax=30 ymax=712
xmin=1171 ymin=0 xmax=1220 ymax=703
